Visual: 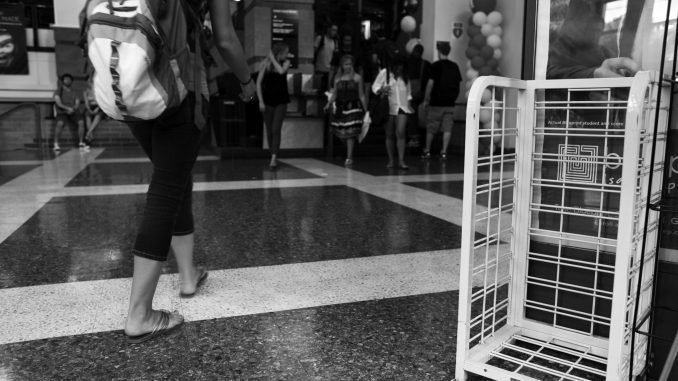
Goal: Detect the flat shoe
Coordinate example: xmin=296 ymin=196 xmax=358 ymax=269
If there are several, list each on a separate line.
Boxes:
xmin=399 ymin=164 xmax=409 ymax=170
xmin=125 ymin=310 xmax=183 ymax=344
xmin=179 ymin=267 xmax=208 ymax=298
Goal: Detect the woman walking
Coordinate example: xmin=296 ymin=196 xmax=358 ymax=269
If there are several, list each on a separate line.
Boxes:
xmin=326 ymin=54 xmax=366 ymax=166
xmin=256 ymin=43 xmax=291 ymax=169
xmin=371 ymin=56 xmax=412 ymax=169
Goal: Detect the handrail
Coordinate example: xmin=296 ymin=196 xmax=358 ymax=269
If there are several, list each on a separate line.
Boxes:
xmin=0 ymin=102 xmax=45 ymax=146
xmin=659 ymin=329 xmax=678 ymax=381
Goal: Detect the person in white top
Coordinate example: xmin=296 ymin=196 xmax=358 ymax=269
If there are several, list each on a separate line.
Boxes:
xmin=371 ymin=57 xmax=413 ymax=169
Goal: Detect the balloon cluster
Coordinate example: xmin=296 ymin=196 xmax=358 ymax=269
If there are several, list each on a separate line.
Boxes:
xmin=464 ymin=0 xmax=503 ymax=99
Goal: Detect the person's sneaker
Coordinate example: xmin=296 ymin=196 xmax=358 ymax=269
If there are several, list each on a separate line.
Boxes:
xmin=421 ymin=150 xmax=431 ymax=159
xmin=440 ymin=152 xmax=447 ymax=160
xmin=53 ymin=143 xmax=60 ymax=151
xmin=78 ymin=142 xmax=86 ymax=150
xmin=344 ymin=158 xmax=353 ymax=167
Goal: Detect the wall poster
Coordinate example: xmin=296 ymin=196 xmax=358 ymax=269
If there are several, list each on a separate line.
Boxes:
xmin=0 ymin=3 xmax=28 ymax=75
xmin=271 ymin=9 xmax=298 ymax=69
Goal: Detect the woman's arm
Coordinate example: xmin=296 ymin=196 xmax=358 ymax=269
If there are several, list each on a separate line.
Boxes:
xmin=268 ymin=51 xmax=290 ymax=75
xmin=256 ymin=59 xmax=267 ymax=112
xmin=356 ymin=74 xmax=366 ymax=110
xmin=371 ymin=69 xmax=385 ymax=95
xmin=208 ymin=0 xmax=255 ymax=97
xmin=83 ymin=90 xmax=94 ymax=113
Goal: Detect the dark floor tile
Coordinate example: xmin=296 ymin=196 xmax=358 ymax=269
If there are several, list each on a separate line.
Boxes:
xmin=0 ymin=164 xmax=40 ymax=186
xmin=0 ymin=186 xmax=460 ymax=288
xmin=0 ymin=149 xmax=58 ymax=162
xmin=66 ymin=159 xmax=319 ymax=186
xmin=0 ymin=326 xmax=194 ymax=381
xmin=0 ymin=292 xmax=457 ymax=380
xmin=95 ymin=146 xmax=217 ymax=160
xmin=322 ymin=155 xmax=466 ymax=176
xmin=406 ymin=180 xmax=514 ymax=207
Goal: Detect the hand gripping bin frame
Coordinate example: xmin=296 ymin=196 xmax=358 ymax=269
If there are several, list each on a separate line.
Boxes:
xmin=455 ymin=72 xmax=670 ymax=381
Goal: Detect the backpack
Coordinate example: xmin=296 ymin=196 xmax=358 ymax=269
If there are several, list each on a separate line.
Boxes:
xmin=79 ymin=0 xmax=211 ymax=121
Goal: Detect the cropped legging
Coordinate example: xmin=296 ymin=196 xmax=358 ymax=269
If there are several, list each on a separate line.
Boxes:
xmin=264 ymin=104 xmax=286 ymax=156
xmin=127 ymin=93 xmax=202 ymax=262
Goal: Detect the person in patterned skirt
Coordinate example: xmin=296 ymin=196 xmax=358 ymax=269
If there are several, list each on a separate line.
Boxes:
xmin=326 ymin=55 xmax=366 ymax=166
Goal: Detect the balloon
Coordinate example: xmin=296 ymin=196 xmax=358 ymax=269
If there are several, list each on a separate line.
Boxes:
xmin=406 ymin=38 xmax=422 ymax=54
xmin=493 ymin=48 xmax=502 ymax=59
xmin=478 ymin=66 xmax=493 ymax=76
xmin=486 ymin=58 xmax=499 ymax=69
xmin=487 ymin=34 xmax=501 ymax=48
xmin=481 ymin=24 xmax=494 ymax=36
xmin=479 ymin=45 xmax=494 ymax=59
xmin=400 ymin=15 xmax=417 ymax=33
xmin=467 ymin=25 xmax=481 ymax=37
xmin=471 ymin=56 xmax=485 ymax=70
xmin=481 ymin=89 xmax=492 ymax=103
xmin=471 ymin=34 xmax=487 ymax=48
xmin=479 ymin=109 xmax=492 ymax=123
xmin=493 ymin=26 xmax=503 ymax=36
xmin=473 ymin=0 xmax=496 ymax=13
xmin=466 ymin=68 xmax=479 ymax=80
xmin=472 ymin=12 xmax=487 ymax=26
xmin=465 ymin=47 xmax=480 ymax=59
xmin=487 ymin=11 xmax=503 ymax=26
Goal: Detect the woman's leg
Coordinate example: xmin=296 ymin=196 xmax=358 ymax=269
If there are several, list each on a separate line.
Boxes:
xmin=384 ymin=116 xmax=396 ymax=167
xmin=270 ymin=104 xmax=285 ymax=156
xmin=124 ymin=95 xmax=201 ymax=335
xmin=395 ymin=113 xmax=408 ymax=167
xmin=87 ymin=112 xmax=103 ymax=141
xmin=263 ymin=106 xmax=277 ymax=166
xmin=346 ymin=137 xmax=355 ymax=160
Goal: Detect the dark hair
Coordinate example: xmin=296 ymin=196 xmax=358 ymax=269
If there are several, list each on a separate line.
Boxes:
xmin=60 ymin=73 xmax=73 ymax=81
xmin=390 ymin=54 xmax=409 ymax=83
xmin=436 ymin=41 xmax=451 ymax=56
xmin=271 ymin=42 xmax=289 ymax=58
xmin=412 ymin=44 xmax=423 ymax=55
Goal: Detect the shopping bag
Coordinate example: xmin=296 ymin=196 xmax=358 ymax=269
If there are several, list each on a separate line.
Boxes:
xmin=360 ymin=112 xmax=371 ymax=143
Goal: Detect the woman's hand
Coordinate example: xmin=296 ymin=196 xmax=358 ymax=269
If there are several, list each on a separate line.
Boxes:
xmin=240 ymin=79 xmax=256 ymax=102
xmin=259 ymin=101 xmax=265 ymax=113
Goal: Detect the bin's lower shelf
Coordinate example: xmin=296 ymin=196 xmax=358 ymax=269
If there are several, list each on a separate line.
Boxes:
xmin=462 ymin=326 xmax=608 ymax=381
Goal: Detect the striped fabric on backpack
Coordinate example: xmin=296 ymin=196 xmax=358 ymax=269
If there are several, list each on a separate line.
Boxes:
xmin=79 ymin=0 xmax=200 ymax=121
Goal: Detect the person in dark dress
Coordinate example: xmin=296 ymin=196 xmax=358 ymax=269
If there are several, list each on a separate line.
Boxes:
xmin=327 ymin=55 xmax=366 ymax=166
xmin=256 ymin=42 xmax=291 ymax=169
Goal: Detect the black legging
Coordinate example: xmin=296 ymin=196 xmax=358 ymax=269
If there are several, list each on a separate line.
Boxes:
xmin=264 ymin=104 xmax=286 ymax=155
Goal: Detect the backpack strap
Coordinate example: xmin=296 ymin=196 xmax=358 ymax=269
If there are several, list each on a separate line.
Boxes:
xmin=179 ymin=0 xmax=215 ymax=68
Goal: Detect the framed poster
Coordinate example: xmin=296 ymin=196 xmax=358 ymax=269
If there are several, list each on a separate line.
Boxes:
xmin=534 ymin=0 xmax=678 ymax=261
xmin=271 ymin=9 xmax=298 ymax=69
xmin=0 ymin=4 xmax=28 ymax=75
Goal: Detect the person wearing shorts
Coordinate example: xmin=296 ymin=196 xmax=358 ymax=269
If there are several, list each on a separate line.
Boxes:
xmin=421 ymin=42 xmax=461 ymax=160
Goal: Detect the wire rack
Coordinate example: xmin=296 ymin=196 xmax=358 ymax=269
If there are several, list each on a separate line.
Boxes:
xmin=456 ymin=72 xmax=669 ymax=381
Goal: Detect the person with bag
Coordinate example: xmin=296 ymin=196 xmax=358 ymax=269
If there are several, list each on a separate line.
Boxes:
xmin=256 ymin=42 xmax=291 ymax=169
xmin=80 ymin=0 xmax=256 ymax=344
xmin=406 ymin=44 xmax=430 ymax=149
xmin=371 ymin=56 xmax=413 ymax=169
xmin=326 ymin=54 xmax=366 ymax=167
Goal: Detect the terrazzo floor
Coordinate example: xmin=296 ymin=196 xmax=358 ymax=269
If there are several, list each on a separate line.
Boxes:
xmin=0 ymin=146 xmax=490 ymax=380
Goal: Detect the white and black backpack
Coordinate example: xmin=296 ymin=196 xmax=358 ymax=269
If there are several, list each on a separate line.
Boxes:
xmin=79 ymin=0 xmax=212 ymax=121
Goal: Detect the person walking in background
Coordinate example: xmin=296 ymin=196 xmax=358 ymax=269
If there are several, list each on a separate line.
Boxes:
xmin=372 ymin=56 xmax=412 ymax=170
xmin=406 ymin=43 xmax=430 ymax=149
xmin=421 ymin=42 xmax=461 ymax=160
xmin=256 ymin=43 xmax=291 ymax=169
xmin=83 ymin=76 xmax=104 ymax=149
xmin=314 ymin=23 xmax=339 ymax=95
xmin=118 ymin=0 xmax=256 ymax=344
xmin=326 ymin=54 xmax=366 ymax=167
xmin=52 ymin=73 xmax=85 ymax=151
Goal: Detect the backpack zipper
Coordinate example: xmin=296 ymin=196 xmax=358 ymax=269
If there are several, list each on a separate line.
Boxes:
xmin=87 ymin=14 xmax=163 ymax=49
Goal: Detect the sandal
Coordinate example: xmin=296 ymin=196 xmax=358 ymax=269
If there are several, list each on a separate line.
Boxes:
xmin=125 ymin=310 xmax=184 ymax=344
xmin=179 ymin=266 xmax=209 ymax=298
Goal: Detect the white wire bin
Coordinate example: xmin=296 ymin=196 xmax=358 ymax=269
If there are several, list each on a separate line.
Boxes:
xmin=455 ymin=72 xmax=670 ymax=381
